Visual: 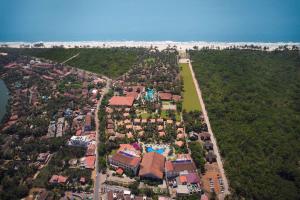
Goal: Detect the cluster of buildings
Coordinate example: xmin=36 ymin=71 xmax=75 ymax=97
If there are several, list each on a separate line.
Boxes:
xmin=108 ymin=142 xmax=201 ymax=196
xmin=105 ymin=86 xmax=184 ymax=148
xmin=101 ymin=81 xmax=204 ymax=198
xmin=0 ymin=55 xmax=108 ymax=199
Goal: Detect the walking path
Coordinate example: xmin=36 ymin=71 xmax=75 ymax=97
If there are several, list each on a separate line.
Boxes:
xmin=93 ymin=77 xmax=111 ymax=200
xmin=61 ymin=53 xmax=80 ymax=64
xmin=179 ymin=58 xmax=230 ymax=199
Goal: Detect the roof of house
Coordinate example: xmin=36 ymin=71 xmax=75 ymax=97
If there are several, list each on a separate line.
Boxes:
xmin=176 ymin=185 xmax=189 ymax=194
xmin=186 ymin=173 xmax=200 ymax=184
xmin=125 ymin=92 xmax=139 ymax=99
xmin=165 ymin=161 xmax=174 ymax=172
xmin=177 ymin=128 xmax=184 ymax=133
xmin=206 ymin=151 xmax=217 ymax=163
xmin=80 ymin=177 xmax=85 ymax=183
xmin=49 ymin=175 xmax=68 ymax=184
xmin=118 ymin=144 xmax=139 ymax=153
xmin=200 ymin=132 xmax=211 ymax=139
xmin=111 ymin=152 xmax=141 ymax=168
xmin=159 ymin=92 xmax=173 ymax=100
xmin=85 ymin=113 xmax=92 ymax=126
xmin=85 ymin=156 xmax=96 ymax=169
xmin=157 ymin=118 xmax=164 ymax=123
xmin=172 ymin=95 xmax=181 ymax=102
xmin=201 ymin=194 xmax=209 ymax=200
xmin=165 ymin=160 xmax=197 ymax=173
xmin=109 ymin=96 xmax=135 ymax=107
xmin=159 ymin=131 xmax=166 ymax=137
xmin=179 ymin=175 xmax=187 ymax=183
xmin=127 ymin=132 xmax=134 ymax=138
xmin=177 ymin=154 xmax=192 ymax=161
xmin=116 ymin=168 xmax=124 ymax=175
xmin=86 ymin=144 xmax=96 ymax=156
xmin=204 ymin=141 xmax=213 ymax=149
xmin=175 ymin=140 xmax=184 ymax=147
xmin=139 ymin=152 xmax=165 ymax=179
xmin=177 ymin=133 xmax=185 ymax=139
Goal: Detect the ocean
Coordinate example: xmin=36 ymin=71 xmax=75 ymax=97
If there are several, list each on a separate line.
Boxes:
xmin=0 ymin=0 xmax=299 ymax=42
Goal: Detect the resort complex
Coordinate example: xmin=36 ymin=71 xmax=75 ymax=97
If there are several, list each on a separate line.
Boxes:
xmin=0 ymin=44 xmax=299 ymax=200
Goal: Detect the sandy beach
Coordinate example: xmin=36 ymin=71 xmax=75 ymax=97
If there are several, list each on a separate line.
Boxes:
xmin=1 ymin=41 xmax=300 ymax=51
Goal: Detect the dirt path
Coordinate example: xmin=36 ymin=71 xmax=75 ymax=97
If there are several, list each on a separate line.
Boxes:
xmin=61 ymin=53 xmax=80 ymax=64
xmin=179 ymin=58 xmax=230 ymax=199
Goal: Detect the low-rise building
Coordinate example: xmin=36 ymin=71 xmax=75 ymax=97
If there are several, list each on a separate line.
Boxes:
xmin=109 ymin=96 xmax=135 ymax=107
xmin=68 ymin=135 xmax=93 ymax=147
xmin=49 ymin=175 xmax=68 ymax=185
xmin=84 ymin=113 xmax=92 ymax=131
xmin=165 ymin=155 xmax=197 ymax=178
xmin=139 ymin=152 xmax=165 ymax=180
xmin=37 ymin=152 xmax=50 ymax=164
xmin=109 ymin=152 xmax=141 ymax=175
xmin=56 ymin=117 xmax=65 ymax=137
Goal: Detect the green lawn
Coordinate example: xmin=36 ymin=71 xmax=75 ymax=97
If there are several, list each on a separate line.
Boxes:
xmin=180 ymin=63 xmax=201 ymax=112
xmin=161 ymin=110 xmax=181 ymax=121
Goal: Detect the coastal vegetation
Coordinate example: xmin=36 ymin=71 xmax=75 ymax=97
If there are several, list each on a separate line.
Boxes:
xmin=190 ymin=49 xmax=300 ymax=200
xmin=0 ymin=48 xmax=145 ymax=78
xmin=180 ymin=63 xmax=201 ymax=112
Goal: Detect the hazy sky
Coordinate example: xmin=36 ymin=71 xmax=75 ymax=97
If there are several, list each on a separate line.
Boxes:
xmin=1 ymin=0 xmax=299 ymax=41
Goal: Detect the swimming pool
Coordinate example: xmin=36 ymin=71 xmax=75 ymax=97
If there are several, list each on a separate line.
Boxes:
xmin=145 ymin=88 xmax=154 ymax=101
xmin=146 ymin=146 xmax=165 ymax=154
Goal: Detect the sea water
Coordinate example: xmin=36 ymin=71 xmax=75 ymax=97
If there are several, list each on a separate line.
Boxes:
xmin=0 ymin=0 xmax=299 ymax=42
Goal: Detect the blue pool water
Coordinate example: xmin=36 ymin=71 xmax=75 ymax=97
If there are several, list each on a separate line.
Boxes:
xmin=145 ymin=88 xmax=154 ymax=101
xmin=146 ymin=147 xmax=165 ymax=154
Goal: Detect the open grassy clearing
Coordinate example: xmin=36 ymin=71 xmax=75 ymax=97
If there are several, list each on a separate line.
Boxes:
xmin=180 ymin=63 xmax=201 ymax=112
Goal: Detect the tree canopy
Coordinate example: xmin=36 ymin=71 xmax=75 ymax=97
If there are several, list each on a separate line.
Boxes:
xmin=190 ymin=49 xmax=300 ymax=200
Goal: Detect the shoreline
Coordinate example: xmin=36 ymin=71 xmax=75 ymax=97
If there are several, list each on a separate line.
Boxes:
xmin=1 ymin=41 xmax=300 ymax=51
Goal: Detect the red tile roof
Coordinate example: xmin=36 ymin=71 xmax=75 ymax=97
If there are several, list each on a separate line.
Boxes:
xmin=165 ymin=160 xmax=197 ymax=173
xmin=165 ymin=161 xmax=174 ymax=172
xmin=49 ymin=175 xmax=68 ymax=184
xmin=111 ymin=152 xmax=141 ymax=168
xmin=109 ymin=96 xmax=135 ymax=107
xmin=179 ymin=175 xmax=187 ymax=184
xmin=139 ymin=152 xmax=165 ymax=179
xmin=85 ymin=156 xmax=96 ymax=169
xmin=125 ymin=92 xmax=139 ymax=99
xmin=172 ymin=95 xmax=181 ymax=102
xmin=116 ymin=168 xmax=124 ymax=175
xmin=159 ymin=92 xmax=172 ymax=100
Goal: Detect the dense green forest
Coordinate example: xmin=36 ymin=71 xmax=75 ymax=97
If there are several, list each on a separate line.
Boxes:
xmin=0 ymin=48 xmax=145 ymax=78
xmin=189 ymin=50 xmax=300 ymax=200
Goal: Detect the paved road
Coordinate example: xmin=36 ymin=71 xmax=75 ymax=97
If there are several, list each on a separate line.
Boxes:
xmin=93 ymin=78 xmax=111 ymax=200
xmin=179 ymin=58 xmax=230 ymax=199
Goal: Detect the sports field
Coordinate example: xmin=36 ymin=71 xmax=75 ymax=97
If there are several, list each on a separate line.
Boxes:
xmin=180 ymin=63 xmax=201 ymax=112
